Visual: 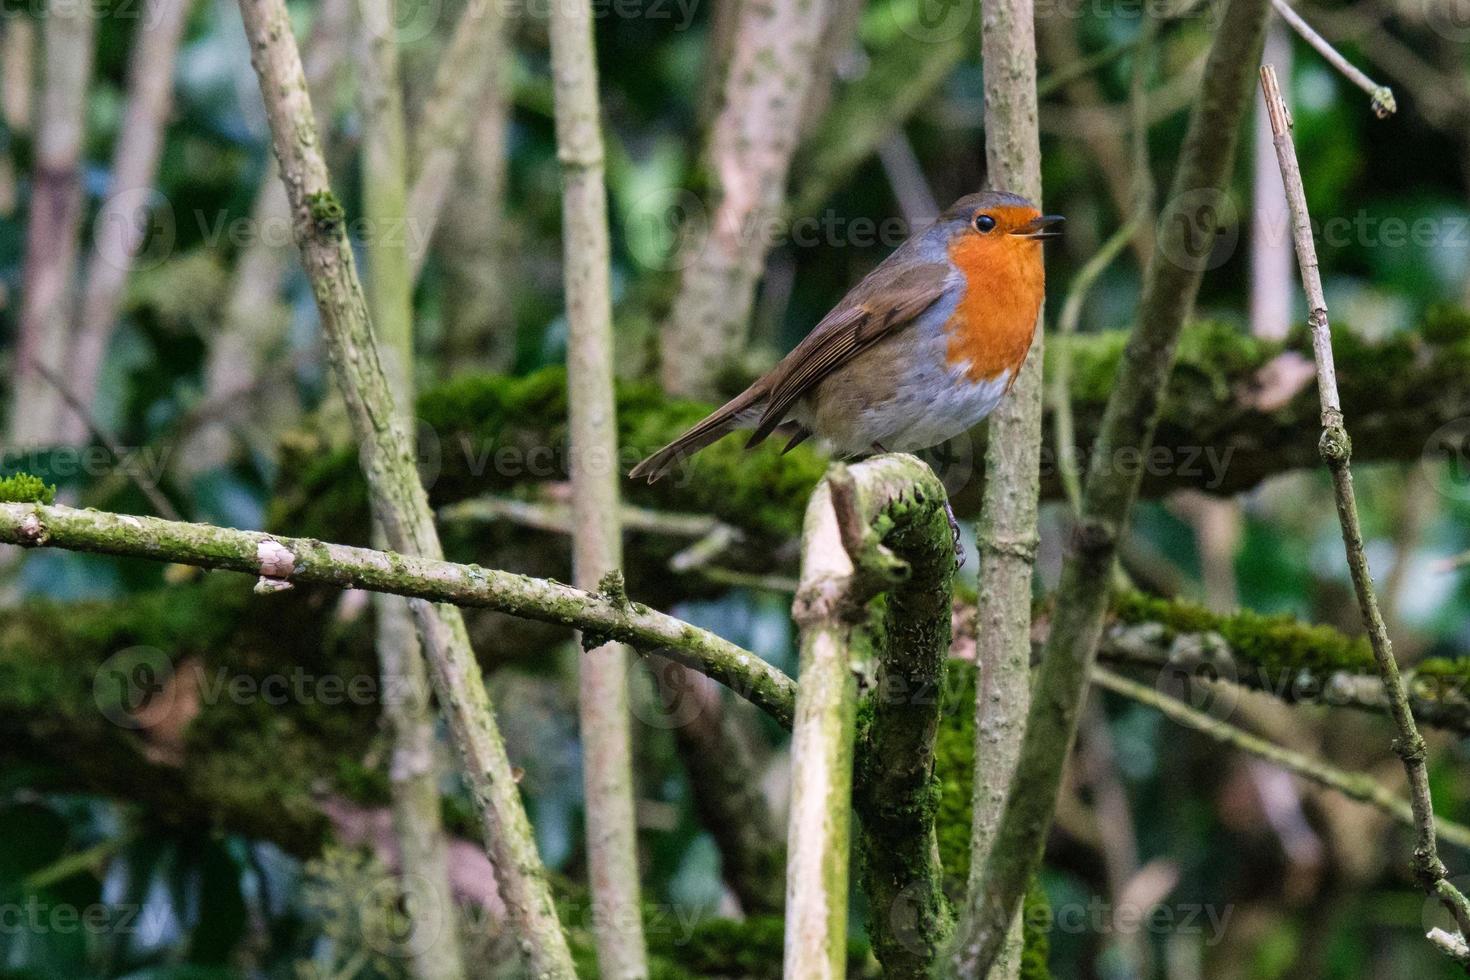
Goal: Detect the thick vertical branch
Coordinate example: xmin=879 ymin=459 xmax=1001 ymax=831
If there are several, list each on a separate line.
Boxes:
xmin=434 ymin=15 xmax=516 ymax=375
xmin=950 ymin=0 xmax=1270 ymax=972
xmin=358 ymin=0 xmax=414 ymax=402
xmin=968 ymin=0 xmax=1044 ymax=975
xmin=1259 ymin=63 xmax=1470 ymax=963
xmin=785 ymin=469 xmax=862 ymax=980
xmin=786 ymin=455 xmax=953 ymax=978
xmin=659 ymin=0 xmax=829 ymax=398
xmin=236 ymin=1 xmax=574 ymax=974
xmin=357 ymin=3 xmax=465 ymax=978
xmin=62 ymin=0 xmax=190 ymax=445
xmin=9 ymin=2 xmax=94 ymax=448
xmin=853 ymin=463 xmax=956 ymax=977
xmin=546 ymin=0 xmax=648 ymax=976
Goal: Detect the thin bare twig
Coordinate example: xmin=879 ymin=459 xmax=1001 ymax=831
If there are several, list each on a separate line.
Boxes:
xmin=1259 ymin=61 xmax=1467 ymax=963
xmin=1269 ymin=0 xmax=1395 ymax=116
xmin=1093 ymin=667 xmax=1470 ymax=851
xmin=30 ymin=363 xmax=183 ymax=523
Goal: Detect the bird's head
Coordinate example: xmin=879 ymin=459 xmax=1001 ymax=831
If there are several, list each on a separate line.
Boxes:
xmin=933 ymin=191 xmax=1064 ymax=293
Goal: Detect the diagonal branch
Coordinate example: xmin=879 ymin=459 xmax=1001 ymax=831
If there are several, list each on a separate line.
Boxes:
xmin=659 ymin=0 xmax=830 ymax=397
xmin=234 ymin=0 xmax=575 ymax=973
xmin=1093 ymin=666 xmax=1470 ymax=852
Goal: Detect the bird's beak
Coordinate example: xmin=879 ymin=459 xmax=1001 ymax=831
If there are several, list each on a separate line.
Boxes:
xmin=1012 ymin=214 xmax=1066 ymax=240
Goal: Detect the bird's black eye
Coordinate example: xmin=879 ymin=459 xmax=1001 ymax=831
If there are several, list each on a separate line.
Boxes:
xmin=974 ymin=214 xmax=997 ymax=233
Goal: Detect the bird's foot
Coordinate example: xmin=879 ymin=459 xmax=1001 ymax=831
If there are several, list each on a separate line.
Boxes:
xmin=945 ymin=500 xmax=965 ymax=568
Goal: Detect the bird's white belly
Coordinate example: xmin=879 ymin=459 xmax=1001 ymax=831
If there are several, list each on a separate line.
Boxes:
xmin=872 ymin=363 xmax=1012 ymax=452
xmin=794 ymin=354 xmax=1013 ymax=456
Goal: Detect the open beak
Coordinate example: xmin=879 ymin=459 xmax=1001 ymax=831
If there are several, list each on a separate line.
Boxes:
xmin=1012 ymin=214 xmax=1066 ymax=240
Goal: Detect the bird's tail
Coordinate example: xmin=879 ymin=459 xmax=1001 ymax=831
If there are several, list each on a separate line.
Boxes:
xmin=629 ymin=387 xmax=765 ymax=483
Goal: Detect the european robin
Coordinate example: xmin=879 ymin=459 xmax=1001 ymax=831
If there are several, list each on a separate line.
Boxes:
xmin=630 ymin=191 xmax=1063 ymax=486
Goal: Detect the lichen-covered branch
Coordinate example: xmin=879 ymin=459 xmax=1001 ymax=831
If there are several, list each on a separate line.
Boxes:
xmin=0 ymin=501 xmax=797 ymax=727
xmin=235 ymin=0 xmax=574 ymax=972
xmin=949 ymin=0 xmax=1269 ymax=971
xmin=1260 ymin=62 xmax=1469 ymax=962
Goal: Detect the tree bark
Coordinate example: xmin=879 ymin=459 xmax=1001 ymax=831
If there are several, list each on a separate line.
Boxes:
xmin=968 ymin=0 xmax=1047 ymax=974
xmin=659 ymin=0 xmax=829 ymax=397
xmin=546 ymin=0 xmax=649 ymax=972
xmin=9 ymin=1 xmax=94 ymax=448
xmin=63 ymin=0 xmax=191 ymax=445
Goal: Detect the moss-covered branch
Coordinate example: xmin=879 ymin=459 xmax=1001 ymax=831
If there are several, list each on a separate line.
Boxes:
xmin=280 ymin=309 xmax=1470 ymax=551
xmin=848 ymin=460 xmax=957 ymax=977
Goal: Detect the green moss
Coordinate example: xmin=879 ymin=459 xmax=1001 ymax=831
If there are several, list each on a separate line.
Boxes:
xmin=0 ymin=473 xmax=56 ymax=504
xmin=934 ymin=662 xmax=977 ymax=883
xmin=1020 ymin=876 xmax=1052 ymax=980
xmin=560 ymin=891 xmax=875 ymax=978
xmin=1112 ymin=591 xmax=1375 ymax=677
xmin=306 ymin=190 xmax=345 ymax=234
xmin=932 ymin=661 xmax=1052 ymax=979
xmin=411 ymin=366 xmax=826 ymax=540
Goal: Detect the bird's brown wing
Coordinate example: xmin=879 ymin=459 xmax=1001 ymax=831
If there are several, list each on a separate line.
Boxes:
xmin=746 ymin=256 xmax=951 ymax=447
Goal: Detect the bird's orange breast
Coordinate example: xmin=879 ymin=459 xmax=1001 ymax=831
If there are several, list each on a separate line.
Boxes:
xmin=944 ymin=234 xmax=1045 ymax=385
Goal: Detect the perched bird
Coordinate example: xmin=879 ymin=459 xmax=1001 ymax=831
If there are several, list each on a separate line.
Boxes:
xmin=630 ymin=191 xmax=1063 ymax=484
